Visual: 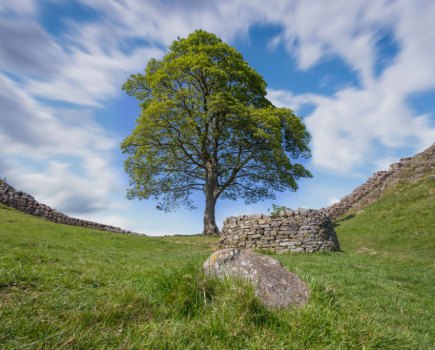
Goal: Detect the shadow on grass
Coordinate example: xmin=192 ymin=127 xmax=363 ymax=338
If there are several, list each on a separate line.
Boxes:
xmin=333 ymin=214 xmax=355 ymax=227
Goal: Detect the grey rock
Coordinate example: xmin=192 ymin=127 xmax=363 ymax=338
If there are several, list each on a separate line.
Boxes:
xmin=204 ymin=248 xmax=309 ymax=309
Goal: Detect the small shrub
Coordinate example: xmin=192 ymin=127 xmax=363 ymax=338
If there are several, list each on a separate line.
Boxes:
xmin=268 ymin=204 xmax=292 ymax=217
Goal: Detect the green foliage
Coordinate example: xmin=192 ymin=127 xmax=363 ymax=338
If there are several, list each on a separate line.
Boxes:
xmin=268 ymin=203 xmax=292 ymax=216
xmin=121 ymin=30 xmax=311 ymax=217
xmin=1 ymin=175 xmax=434 ymax=349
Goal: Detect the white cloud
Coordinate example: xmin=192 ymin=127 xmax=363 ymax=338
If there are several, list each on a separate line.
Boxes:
xmin=275 ymin=83 xmax=435 ymax=173
xmin=0 ymin=75 xmax=124 ymax=215
xmin=26 ymin=46 xmax=164 ymax=107
xmin=1 ymin=0 xmax=434 ymax=234
xmin=0 ymin=75 xmax=117 ymax=156
xmin=266 ymin=0 xmax=435 ymax=173
xmin=0 ymin=19 xmax=65 ymax=77
xmin=11 ymin=161 xmax=108 ymax=213
xmin=267 ymin=89 xmax=323 ymax=111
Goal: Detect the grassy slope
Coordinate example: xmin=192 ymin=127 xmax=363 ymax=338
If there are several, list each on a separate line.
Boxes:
xmin=336 ymin=176 xmax=434 ymax=257
xmin=0 ymin=176 xmax=434 ymax=349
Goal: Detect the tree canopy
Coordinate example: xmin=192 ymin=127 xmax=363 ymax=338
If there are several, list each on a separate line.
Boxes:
xmin=121 ymin=30 xmax=312 ymax=235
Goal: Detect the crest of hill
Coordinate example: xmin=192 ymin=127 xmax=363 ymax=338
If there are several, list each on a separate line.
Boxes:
xmin=325 ymin=144 xmax=435 ymax=221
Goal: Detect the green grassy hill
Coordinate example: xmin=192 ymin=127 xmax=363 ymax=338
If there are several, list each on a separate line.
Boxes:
xmin=335 ymin=176 xmax=434 ymax=257
xmin=1 ymin=176 xmax=434 ymax=349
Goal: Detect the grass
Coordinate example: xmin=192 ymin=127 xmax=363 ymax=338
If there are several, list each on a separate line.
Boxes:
xmin=0 ymin=175 xmax=434 ymax=349
xmin=335 ymin=176 xmax=435 ymax=258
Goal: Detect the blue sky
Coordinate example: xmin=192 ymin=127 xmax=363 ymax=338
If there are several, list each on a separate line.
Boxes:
xmin=1 ymin=0 xmax=434 ymax=235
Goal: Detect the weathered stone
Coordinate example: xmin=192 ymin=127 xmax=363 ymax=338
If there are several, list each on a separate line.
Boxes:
xmin=203 ymin=248 xmax=309 ymax=309
xmin=220 ymin=209 xmax=340 ymax=254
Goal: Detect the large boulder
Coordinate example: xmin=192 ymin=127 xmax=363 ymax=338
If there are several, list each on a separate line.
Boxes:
xmin=203 ymin=248 xmax=309 ymax=309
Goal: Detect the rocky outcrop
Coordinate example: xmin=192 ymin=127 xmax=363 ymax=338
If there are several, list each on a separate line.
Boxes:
xmin=0 ymin=179 xmax=136 ymax=235
xmin=220 ymin=209 xmax=340 ymax=253
xmin=325 ymin=144 xmax=435 ymax=221
xmin=203 ymin=248 xmax=309 ymax=309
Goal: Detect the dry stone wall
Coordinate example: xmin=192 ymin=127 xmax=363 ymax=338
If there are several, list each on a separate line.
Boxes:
xmin=325 ymin=143 xmax=435 ymax=221
xmin=0 ymin=179 xmax=135 ymax=235
xmin=220 ymin=209 xmax=340 ymax=253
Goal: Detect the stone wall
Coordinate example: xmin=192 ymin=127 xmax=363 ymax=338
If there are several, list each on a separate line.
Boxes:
xmin=325 ymin=143 xmax=435 ymax=221
xmin=0 ymin=179 xmax=135 ymax=235
xmin=220 ymin=209 xmax=340 ymax=253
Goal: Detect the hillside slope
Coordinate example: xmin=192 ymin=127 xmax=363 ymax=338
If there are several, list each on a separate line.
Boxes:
xmin=1 ymin=195 xmax=434 ymax=348
xmin=334 ymin=175 xmax=434 ymax=257
xmin=326 ymin=144 xmax=434 ymax=221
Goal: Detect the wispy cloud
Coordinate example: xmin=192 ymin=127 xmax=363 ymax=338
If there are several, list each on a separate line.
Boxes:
xmin=265 ymin=0 xmax=435 ymax=173
xmin=0 ymin=0 xmax=434 ymax=232
xmin=0 ymin=75 xmax=123 ymax=215
xmin=0 ymin=18 xmax=65 ymax=77
xmin=0 ymin=1 xmax=36 ymax=16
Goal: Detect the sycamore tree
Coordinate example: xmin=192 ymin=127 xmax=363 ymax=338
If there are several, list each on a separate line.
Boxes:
xmin=121 ymin=30 xmax=312 ymax=235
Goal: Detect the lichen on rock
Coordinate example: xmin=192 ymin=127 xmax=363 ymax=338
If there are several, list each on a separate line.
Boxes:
xmin=204 ymin=248 xmax=309 ymax=309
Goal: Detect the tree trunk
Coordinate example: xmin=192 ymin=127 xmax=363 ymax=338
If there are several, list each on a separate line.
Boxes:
xmin=203 ymin=193 xmax=219 ymax=235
